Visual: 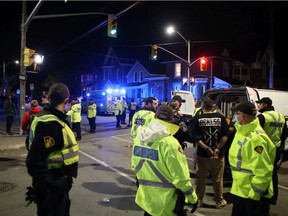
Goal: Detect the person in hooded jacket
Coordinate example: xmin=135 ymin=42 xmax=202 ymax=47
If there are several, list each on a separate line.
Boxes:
xmin=131 ymin=105 xmax=198 ymax=216
xmin=22 ymin=100 xmax=42 ymax=134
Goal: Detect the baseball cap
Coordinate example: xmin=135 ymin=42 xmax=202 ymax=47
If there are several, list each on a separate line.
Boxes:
xmin=172 ymin=95 xmax=185 ymax=103
xmin=256 ymin=97 xmax=272 ymax=106
xmin=231 ymin=101 xmax=257 ymax=116
xmin=156 ymin=105 xmax=174 ymax=121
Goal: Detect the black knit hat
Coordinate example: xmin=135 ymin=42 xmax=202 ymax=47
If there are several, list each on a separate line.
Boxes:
xmin=231 ymin=101 xmax=257 ymax=116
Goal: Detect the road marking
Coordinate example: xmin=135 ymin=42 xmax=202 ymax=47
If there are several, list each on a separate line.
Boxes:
xmin=79 ymin=150 xmax=137 ymax=183
xmin=111 ymin=136 xmax=133 ymax=143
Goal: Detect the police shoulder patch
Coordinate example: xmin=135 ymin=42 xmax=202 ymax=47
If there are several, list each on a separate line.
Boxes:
xmin=44 ymin=136 xmax=55 ymax=148
xmin=254 ymin=146 xmax=264 ymax=154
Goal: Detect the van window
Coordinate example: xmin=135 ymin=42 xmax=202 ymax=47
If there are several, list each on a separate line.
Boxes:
xmin=204 ymin=91 xmax=248 ymax=118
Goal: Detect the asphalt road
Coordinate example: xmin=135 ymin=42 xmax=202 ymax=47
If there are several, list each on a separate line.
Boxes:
xmin=0 ymin=112 xmax=288 ymax=216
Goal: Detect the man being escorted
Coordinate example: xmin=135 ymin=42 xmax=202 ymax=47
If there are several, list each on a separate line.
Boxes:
xmin=256 ymin=97 xmax=288 ymax=205
xmin=26 ymin=83 xmax=79 ymax=216
xmin=229 ymin=101 xmax=275 ymax=216
xmin=67 ymin=98 xmax=82 ymax=141
xmin=131 ymin=105 xmax=198 ymax=216
xmin=190 ymin=98 xmax=229 ymax=208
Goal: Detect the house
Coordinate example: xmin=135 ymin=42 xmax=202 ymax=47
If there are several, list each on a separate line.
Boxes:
xmin=80 ymin=45 xmax=270 ymax=106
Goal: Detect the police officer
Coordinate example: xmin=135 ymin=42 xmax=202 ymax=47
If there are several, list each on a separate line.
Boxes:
xmin=114 ymin=97 xmax=123 ymax=128
xmin=87 ymin=98 xmax=97 ymax=133
xmin=121 ymin=97 xmax=128 ymax=124
xmin=131 ymin=105 xmax=198 ymax=216
xmin=26 ymin=83 xmax=79 ymax=216
xmin=229 ymin=101 xmax=275 ymax=216
xmin=67 ymin=98 xmax=82 ymax=141
xmin=130 ymin=97 xmax=157 ymax=142
xmin=256 ymin=97 xmax=288 ymax=205
xmin=127 ymin=98 xmax=138 ymax=127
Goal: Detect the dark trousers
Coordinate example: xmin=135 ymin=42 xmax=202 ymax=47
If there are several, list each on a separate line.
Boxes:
xmin=88 ymin=117 xmax=96 ymax=132
xmin=121 ymin=109 xmax=126 ymax=123
xmin=6 ymin=116 xmax=13 ymax=133
xmin=271 ymin=147 xmax=280 ymax=204
xmin=231 ymin=195 xmax=270 ymax=216
xmin=116 ymin=114 xmax=121 ymax=127
xmin=128 ymin=110 xmax=136 ymax=125
xmin=33 ymin=177 xmax=72 ymax=216
xmin=72 ymin=122 xmax=81 ymax=140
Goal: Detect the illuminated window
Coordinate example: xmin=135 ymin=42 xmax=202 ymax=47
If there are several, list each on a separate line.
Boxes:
xmin=175 ymin=63 xmax=181 ymax=77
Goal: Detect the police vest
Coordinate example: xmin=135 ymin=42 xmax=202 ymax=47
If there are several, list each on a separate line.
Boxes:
xmin=29 ymin=114 xmax=79 ymax=169
xmin=262 ymin=110 xmax=285 ymax=147
xmin=130 ymin=110 xmax=155 ymax=139
xmin=229 ymin=119 xmax=275 ymax=201
xmin=87 ymin=103 xmax=97 ymax=118
xmin=114 ymin=100 xmax=123 ymax=115
xmin=67 ymin=103 xmax=82 ymax=123
xmin=132 ymin=129 xmax=197 ymax=215
xmin=130 ymin=102 xmax=137 ymax=111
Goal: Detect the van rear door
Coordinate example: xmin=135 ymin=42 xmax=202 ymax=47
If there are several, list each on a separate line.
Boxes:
xmin=171 ymin=90 xmax=195 ymax=117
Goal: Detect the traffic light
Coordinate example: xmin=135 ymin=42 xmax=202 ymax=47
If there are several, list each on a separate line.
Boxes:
xmin=23 ymin=48 xmax=36 ymax=67
xmin=107 ymin=14 xmax=117 ymax=38
xmin=151 ymin=45 xmax=158 ymax=60
xmin=200 ymin=57 xmax=208 ymax=71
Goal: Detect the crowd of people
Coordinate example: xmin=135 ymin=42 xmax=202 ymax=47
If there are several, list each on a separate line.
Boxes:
xmin=1 ymin=82 xmax=286 ymax=216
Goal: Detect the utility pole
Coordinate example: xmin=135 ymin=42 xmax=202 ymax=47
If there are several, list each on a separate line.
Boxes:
xmin=19 ymin=0 xmax=43 ymax=135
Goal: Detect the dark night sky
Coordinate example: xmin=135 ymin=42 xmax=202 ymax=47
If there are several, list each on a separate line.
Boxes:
xmin=1 ymin=1 xmax=288 ymax=93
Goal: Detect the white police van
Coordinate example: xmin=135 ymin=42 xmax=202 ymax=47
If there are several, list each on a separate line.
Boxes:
xmin=203 ymin=86 xmax=288 ymax=167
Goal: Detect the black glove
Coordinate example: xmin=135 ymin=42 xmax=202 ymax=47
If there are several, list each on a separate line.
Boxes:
xmin=25 ymin=186 xmax=34 ymax=206
xmin=190 ymin=200 xmax=198 ymax=213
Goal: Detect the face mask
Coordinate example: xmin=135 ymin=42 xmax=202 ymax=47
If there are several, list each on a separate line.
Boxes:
xmin=234 ymin=115 xmax=240 ymax=124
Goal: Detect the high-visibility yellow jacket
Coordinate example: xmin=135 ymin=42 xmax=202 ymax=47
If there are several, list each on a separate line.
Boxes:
xmin=129 ymin=102 xmax=138 ymax=111
xmin=131 ymin=119 xmax=198 ymax=216
xmin=66 ymin=103 xmax=82 ymax=123
xmin=130 ymin=109 xmax=155 ymax=140
xmin=29 ymin=114 xmax=79 ymax=169
xmin=262 ymin=110 xmax=285 ymax=147
xmin=114 ymin=100 xmax=123 ymax=116
xmin=229 ymin=118 xmax=276 ymax=201
xmin=87 ymin=103 xmax=97 ymax=118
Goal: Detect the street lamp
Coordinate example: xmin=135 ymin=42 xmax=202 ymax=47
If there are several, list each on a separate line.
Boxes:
xmin=166 ymin=26 xmax=191 ymax=92
xmin=2 ymin=60 xmax=19 ymax=95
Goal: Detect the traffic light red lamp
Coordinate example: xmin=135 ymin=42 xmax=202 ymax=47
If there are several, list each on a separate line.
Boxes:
xmin=200 ymin=57 xmax=208 ymax=71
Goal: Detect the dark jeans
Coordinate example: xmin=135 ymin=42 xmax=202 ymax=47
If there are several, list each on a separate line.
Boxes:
xmin=116 ymin=114 xmax=121 ymax=127
xmin=72 ymin=122 xmax=81 ymax=140
xmin=6 ymin=116 xmax=13 ymax=133
xmin=231 ymin=195 xmax=270 ymax=216
xmin=88 ymin=117 xmax=96 ymax=132
xmin=33 ymin=177 xmax=72 ymax=216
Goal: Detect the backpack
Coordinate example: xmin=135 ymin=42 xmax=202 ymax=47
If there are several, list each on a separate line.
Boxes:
xmin=25 ymin=111 xmax=37 ymax=150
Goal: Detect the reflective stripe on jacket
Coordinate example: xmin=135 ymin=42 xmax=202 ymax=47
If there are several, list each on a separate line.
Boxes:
xmin=87 ymin=103 xmax=97 ymax=118
xmin=262 ymin=110 xmax=285 ymax=147
xmin=130 ymin=102 xmax=138 ymax=110
xmin=29 ymin=114 xmax=79 ymax=169
xmin=66 ymin=103 xmax=82 ymax=123
xmin=130 ymin=110 xmax=155 ymax=139
xmin=131 ymin=119 xmax=197 ymax=216
xmin=229 ymin=118 xmax=276 ymax=201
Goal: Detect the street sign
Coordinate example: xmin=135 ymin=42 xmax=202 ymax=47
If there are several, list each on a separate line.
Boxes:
xmin=19 ymin=74 xmax=26 ymax=81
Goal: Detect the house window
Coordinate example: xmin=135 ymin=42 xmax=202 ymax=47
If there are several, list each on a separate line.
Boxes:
xmin=173 ymin=83 xmax=182 ymax=90
xmin=151 ymin=88 xmax=154 ymax=96
xmin=223 ymin=62 xmax=229 ymax=77
xmin=175 ymin=63 xmax=181 ymax=77
xmin=140 ymin=71 xmax=144 ymax=82
xmin=134 ymin=72 xmax=138 ymax=82
xmin=233 ymin=68 xmax=241 ymax=80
